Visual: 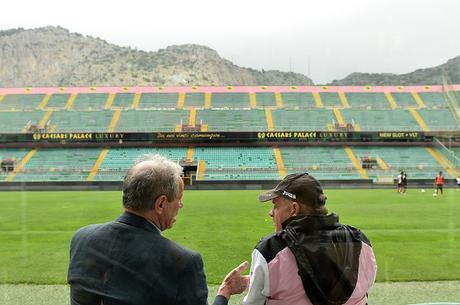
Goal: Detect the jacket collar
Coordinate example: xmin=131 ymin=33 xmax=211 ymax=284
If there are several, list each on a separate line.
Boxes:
xmin=116 ymin=211 xmax=161 ymax=234
xmin=281 ymin=213 xmax=340 ymax=232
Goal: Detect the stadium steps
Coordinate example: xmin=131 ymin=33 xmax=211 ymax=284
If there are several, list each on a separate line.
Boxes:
xmin=6 ymin=149 xmax=38 ymax=181
xmin=274 ymin=92 xmax=283 ymax=108
xmin=204 ymin=93 xmax=212 ymax=108
xmin=0 ymin=148 xmax=29 ymax=181
xmin=273 ymin=147 xmax=286 ymax=179
xmin=265 ymin=108 xmax=274 ymax=131
xmin=425 ymin=147 xmax=458 ymax=178
xmin=197 ymin=160 xmax=206 ymax=180
xmin=177 ymin=93 xmax=186 ymax=108
xmin=38 ymin=94 xmax=52 ymax=110
xmin=38 ymin=110 xmax=53 ymax=127
xmin=376 ymin=156 xmax=389 ymax=170
xmin=87 ymin=148 xmax=109 ymax=181
xmin=333 ymin=108 xmax=345 ymax=125
xmin=338 ymin=92 xmax=350 ymax=108
xmin=132 ymin=93 xmax=141 ymax=109
xmin=249 ymin=93 xmax=257 ymax=108
xmin=107 ymin=110 xmax=122 ymax=132
xmin=65 ymin=93 xmax=78 ymax=110
xmin=411 ymin=92 xmax=426 ymax=108
xmin=105 ymin=93 xmax=116 ymax=109
xmin=189 ymin=108 xmax=197 ymax=126
xmin=408 ymin=108 xmax=429 ymax=131
xmin=344 ymin=146 xmax=369 ymax=179
xmin=384 ymin=92 xmax=398 ymax=109
xmin=187 ymin=147 xmax=194 ymax=161
xmin=312 ymin=92 xmax=324 ymax=107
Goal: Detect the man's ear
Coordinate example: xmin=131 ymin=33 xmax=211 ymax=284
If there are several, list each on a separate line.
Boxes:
xmin=153 ymin=195 xmax=168 ymax=213
xmin=292 ymin=202 xmax=301 ymax=216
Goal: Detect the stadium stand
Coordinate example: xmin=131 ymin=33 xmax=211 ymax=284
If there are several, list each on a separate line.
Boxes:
xmin=210 ymin=92 xmax=250 ymax=108
xmin=271 ymin=109 xmax=334 ymax=131
xmin=345 ymin=92 xmax=391 ymax=109
xmin=340 ymin=109 xmax=420 ymax=131
xmin=196 ymin=109 xmax=267 ymax=131
xmin=194 ymin=147 xmax=279 ymax=180
xmin=390 ymin=92 xmax=418 ymax=108
xmin=318 ymin=92 xmax=341 ymax=107
xmin=280 ymin=92 xmax=316 ymax=108
xmin=115 ymin=109 xmax=189 ymax=132
xmin=95 ymin=147 xmax=188 ymax=181
xmin=138 ymin=93 xmax=179 ymax=108
xmin=12 ymin=148 xmax=101 ymax=182
xmin=49 ymin=111 xmax=114 ymax=132
xmin=71 ymin=93 xmax=108 ymax=110
xmin=0 ymin=94 xmax=44 ymax=110
xmin=184 ymin=93 xmax=205 ymax=108
xmin=0 ymin=86 xmax=458 ymax=185
xmin=255 ymin=92 xmax=277 ymax=107
xmin=280 ymin=146 xmax=362 ymax=180
xmin=111 ymin=93 xmax=136 ymax=109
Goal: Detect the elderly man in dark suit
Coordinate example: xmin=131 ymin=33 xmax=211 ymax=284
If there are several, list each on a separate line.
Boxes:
xmin=68 ymin=154 xmax=249 ymax=305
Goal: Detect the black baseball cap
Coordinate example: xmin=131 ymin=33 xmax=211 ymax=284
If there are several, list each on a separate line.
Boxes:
xmin=259 ymin=173 xmax=327 ymax=207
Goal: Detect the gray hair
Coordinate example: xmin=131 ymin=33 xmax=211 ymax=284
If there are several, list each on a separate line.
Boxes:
xmin=122 ymin=154 xmax=183 ymax=212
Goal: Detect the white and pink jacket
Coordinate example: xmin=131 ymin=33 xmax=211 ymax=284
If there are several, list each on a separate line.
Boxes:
xmin=243 ymin=214 xmax=377 ymax=305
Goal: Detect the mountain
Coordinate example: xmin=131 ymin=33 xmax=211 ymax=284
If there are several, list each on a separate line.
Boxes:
xmin=329 ymin=55 xmax=460 ymax=86
xmin=0 ymin=26 xmax=311 ymax=87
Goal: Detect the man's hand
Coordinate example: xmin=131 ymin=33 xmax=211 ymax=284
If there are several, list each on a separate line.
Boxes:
xmin=217 ymin=261 xmax=250 ymax=300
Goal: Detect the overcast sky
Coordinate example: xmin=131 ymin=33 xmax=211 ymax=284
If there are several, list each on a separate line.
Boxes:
xmin=2 ymin=0 xmax=460 ymax=84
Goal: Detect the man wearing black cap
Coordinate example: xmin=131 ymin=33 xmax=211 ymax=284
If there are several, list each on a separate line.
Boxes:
xmin=243 ymin=173 xmax=377 ymax=305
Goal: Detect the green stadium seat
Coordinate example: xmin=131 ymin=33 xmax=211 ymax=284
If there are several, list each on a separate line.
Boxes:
xmin=72 ymin=93 xmax=108 ymax=110
xmin=138 ymin=93 xmax=179 ymax=108
xmin=271 ymin=109 xmax=334 ymax=131
xmin=280 ymin=92 xmax=316 ymax=108
xmin=0 ymin=94 xmax=44 ymax=110
xmin=115 ymin=109 xmax=189 ymax=132
xmin=13 ymin=148 xmax=101 ymax=182
xmin=211 ymin=93 xmax=250 ymax=108
xmin=196 ymin=109 xmax=266 ymax=131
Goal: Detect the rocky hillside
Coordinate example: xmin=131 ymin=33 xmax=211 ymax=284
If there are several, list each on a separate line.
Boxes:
xmin=0 ymin=26 xmax=311 ymax=87
xmin=329 ymin=55 xmax=460 ymax=86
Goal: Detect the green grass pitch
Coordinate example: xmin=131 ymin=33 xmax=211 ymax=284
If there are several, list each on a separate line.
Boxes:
xmin=0 ymin=188 xmax=459 ymax=304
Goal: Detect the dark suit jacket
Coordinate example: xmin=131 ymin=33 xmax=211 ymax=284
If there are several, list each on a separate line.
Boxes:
xmin=68 ymin=211 xmax=227 ymax=305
